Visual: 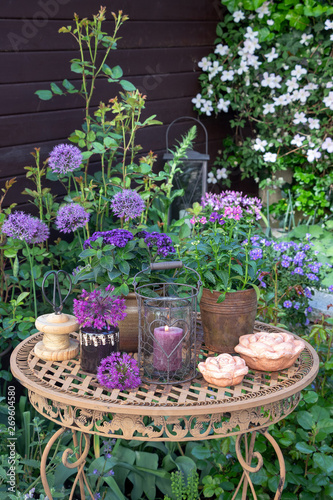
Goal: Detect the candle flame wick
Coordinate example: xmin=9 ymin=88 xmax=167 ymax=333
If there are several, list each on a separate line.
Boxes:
xmin=165 ymin=325 xmax=169 ymax=332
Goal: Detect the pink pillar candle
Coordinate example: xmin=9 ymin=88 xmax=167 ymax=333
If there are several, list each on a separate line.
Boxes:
xmin=153 ymin=325 xmax=183 ymax=371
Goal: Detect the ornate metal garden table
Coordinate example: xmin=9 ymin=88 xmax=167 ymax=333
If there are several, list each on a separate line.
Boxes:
xmin=10 ymin=321 xmax=318 ymax=500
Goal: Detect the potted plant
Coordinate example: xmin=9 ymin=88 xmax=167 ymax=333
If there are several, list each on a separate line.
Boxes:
xmin=73 ymin=226 xmax=176 ymax=352
xmin=182 ymin=191 xmax=262 ymax=353
xmin=73 ymin=284 xmax=127 ymax=374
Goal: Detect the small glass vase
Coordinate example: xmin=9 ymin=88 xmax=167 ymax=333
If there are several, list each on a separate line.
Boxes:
xmin=80 ymin=326 xmax=119 ymax=374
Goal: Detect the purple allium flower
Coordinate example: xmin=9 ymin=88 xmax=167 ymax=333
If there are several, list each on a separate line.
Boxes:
xmin=73 ymin=285 xmax=127 ymax=330
xmin=249 ymin=248 xmax=263 ymax=260
xmin=49 ymin=144 xmax=82 ymax=175
xmin=56 ymin=204 xmax=90 ymax=233
xmin=84 ymin=229 xmax=133 ymax=249
xmin=2 ymin=211 xmax=49 ymax=244
xmin=329 ymin=285 xmax=333 ymax=292
xmin=143 ymin=232 xmax=175 ymax=257
xmin=111 ymin=189 xmax=145 ymax=221
xmin=283 ymin=300 xmax=293 ymax=308
xmin=97 ymin=352 xmax=141 ymax=391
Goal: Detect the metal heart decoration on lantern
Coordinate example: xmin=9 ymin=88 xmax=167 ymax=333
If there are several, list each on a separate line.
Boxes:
xmin=147 ymin=319 xmax=189 ymax=373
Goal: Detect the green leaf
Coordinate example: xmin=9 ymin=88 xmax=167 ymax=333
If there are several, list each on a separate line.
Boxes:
xmin=295 ymin=442 xmax=315 ymax=454
xmin=15 ymin=292 xmax=30 ymax=304
xmin=35 ymin=90 xmax=53 ymax=100
xmin=111 ymin=65 xmax=123 ymax=79
xmin=120 ymin=79 xmax=136 ymax=91
xmin=204 ymin=271 xmax=216 ymax=284
xmin=62 ymin=79 xmax=75 ymax=91
xmin=50 ymin=82 xmax=63 ymax=95
xmin=297 ymin=411 xmax=313 ymax=430
xmin=100 ymin=255 xmax=114 ymax=271
xmin=79 ymin=248 xmax=96 ymax=259
xmin=313 ymin=453 xmax=333 ymax=474
xmin=217 ymin=292 xmax=226 ymax=303
xmin=119 ymin=261 xmax=130 ymax=275
xmin=179 ymin=223 xmax=191 ymax=239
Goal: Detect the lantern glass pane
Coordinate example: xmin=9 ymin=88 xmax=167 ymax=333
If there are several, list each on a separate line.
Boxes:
xmin=170 ymin=161 xmax=205 ymax=221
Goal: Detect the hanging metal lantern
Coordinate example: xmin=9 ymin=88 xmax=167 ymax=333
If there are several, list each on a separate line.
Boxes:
xmin=134 ymin=261 xmax=201 ymax=384
xmin=163 ymin=116 xmax=209 ymax=222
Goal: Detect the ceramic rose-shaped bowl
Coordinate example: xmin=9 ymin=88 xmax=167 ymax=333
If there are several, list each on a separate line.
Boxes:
xmin=198 ymin=353 xmax=248 ymax=387
xmin=234 ymin=331 xmax=305 ymax=372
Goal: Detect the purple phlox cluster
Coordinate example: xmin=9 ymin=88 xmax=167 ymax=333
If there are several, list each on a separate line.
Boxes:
xmin=48 ymin=144 xmax=82 ymax=175
xmin=56 ymin=204 xmax=90 ymax=233
xmin=2 ymin=211 xmax=49 ymax=244
xmin=249 ymin=248 xmax=263 ymax=260
xmin=97 ymin=352 xmax=141 ymax=391
xmin=293 ymin=251 xmax=306 ymax=265
xmin=283 ymin=300 xmax=293 ymax=308
xmin=111 ymin=189 xmax=145 ymax=221
xmin=201 ymin=191 xmax=262 ymax=221
xmin=73 ymin=284 xmax=127 ymax=330
xmin=84 ymin=229 xmax=134 ymax=249
xmin=141 ymin=231 xmax=175 ymax=257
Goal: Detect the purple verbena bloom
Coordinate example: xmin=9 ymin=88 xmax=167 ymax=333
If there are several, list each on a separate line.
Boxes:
xmin=73 ymin=285 xmax=127 ymax=330
xmin=84 ymin=229 xmax=133 ymax=249
xmin=2 ymin=211 xmax=49 ymax=244
xmin=49 ymin=144 xmax=82 ymax=174
xmin=97 ymin=352 xmax=141 ymax=391
xmin=249 ymin=248 xmax=263 ymax=260
xmin=111 ymin=189 xmax=145 ymax=221
xmin=283 ymin=300 xmax=293 ymax=308
xmin=56 ymin=204 xmax=90 ymax=233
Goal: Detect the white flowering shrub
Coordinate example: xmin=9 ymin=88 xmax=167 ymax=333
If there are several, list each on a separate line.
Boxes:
xmin=193 ymin=0 xmax=333 ymax=219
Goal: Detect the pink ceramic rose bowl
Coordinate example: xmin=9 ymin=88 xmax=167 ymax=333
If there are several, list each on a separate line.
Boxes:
xmin=198 ymin=353 xmax=248 ymax=387
xmin=234 ymin=331 xmax=305 ymax=371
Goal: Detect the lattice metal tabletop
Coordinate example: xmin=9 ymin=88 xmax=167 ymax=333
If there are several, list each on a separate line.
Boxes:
xmin=10 ymin=321 xmax=319 ymax=500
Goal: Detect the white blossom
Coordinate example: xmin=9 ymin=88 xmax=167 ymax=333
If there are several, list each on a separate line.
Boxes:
xmin=246 ymin=54 xmax=261 ymax=69
xmin=322 ymin=137 xmax=333 ymax=153
xmin=263 ymin=152 xmax=277 ymax=162
xmin=286 ymin=77 xmax=299 ymax=93
xmin=307 ymin=149 xmax=321 ymax=162
xmin=198 ymin=57 xmax=212 ymax=71
xmin=233 ymin=10 xmax=245 ymax=23
xmin=331 ymin=34 xmax=333 ymax=41
xmin=261 ymin=72 xmax=282 ymax=89
xmin=243 ymin=39 xmax=261 ymax=54
xmin=237 ymin=59 xmax=249 ymax=74
xmin=256 ymin=1 xmax=270 ymax=18
xmin=208 ymin=61 xmax=223 ymax=80
xmin=283 ymin=65 xmax=290 ymax=70
xmin=192 ymin=93 xmax=204 ymax=108
xmin=323 ymin=91 xmax=333 ymax=110
xmin=325 ymin=19 xmax=333 ymax=30
xmin=304 ymin=82 xmax=318 ymax=91
xmin=217 ymin=97 xmax=231 ymax=112
xmin=267 ymin=19 xmax=274 ymax=26
xmin=293 ymin=112 xmax=307 ymax=125
xmin=244 ymin=27 xmax=259 ymax=40
xmin=221 ymin=69 xmax=235 ymax=81
xmin=291 ymin=65 xmax=307 ymax=80
xmin=201 ymin=100 xmax=214 ymax=116
xmin=308 ymin=118 xmax=320 ymax=130
xmin=253 ymin=138 xmax=268 ymax=152
xmin=263 ymin=102 xmax=275 ymax=114
xmin=207 ymin=172 xmax=217 ymax=184
xmin=326 ymin=82 xmax=333 ymax=89
xmin=207 ymin=84 xmax=214 ymax=96
xmin=216 ymin=168 xmax=228 ymax=180
xmin=300 ymin=33 xmax=313 ymax=46
xmin=215 ymin=44 xmax=230 ymax=57
xmin=291 ymin=134 xmax=305 ymax=147
xmin=265 ymin=47 xmax=278 ymax=62
xmin=293 ymin=88 xmax=310 ymax=103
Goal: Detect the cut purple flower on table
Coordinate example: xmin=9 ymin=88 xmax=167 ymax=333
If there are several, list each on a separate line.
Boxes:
xmin=48 ymin=144 xmax=82 ymax=174
xmin=111 ymin=189 xmax=145 ymax=221
xmin=97 ymin=352 xmax=141 ymax=391
xmin=56 ymin=204 xmax=90 ymax=233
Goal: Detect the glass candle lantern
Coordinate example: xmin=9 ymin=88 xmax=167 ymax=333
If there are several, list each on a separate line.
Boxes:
xmin=134 ymin=261 xmax=201 ymax=384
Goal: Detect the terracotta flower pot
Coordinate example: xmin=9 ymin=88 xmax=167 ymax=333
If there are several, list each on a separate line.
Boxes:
xmin=199 ymin=287 xmax=257 ymax=354
xmin=118 ymin=293 xmax=139 ymax=352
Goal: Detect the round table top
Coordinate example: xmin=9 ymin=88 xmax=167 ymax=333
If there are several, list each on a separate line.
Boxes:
xmin=10 ymin=321 xmax=319 ymax=417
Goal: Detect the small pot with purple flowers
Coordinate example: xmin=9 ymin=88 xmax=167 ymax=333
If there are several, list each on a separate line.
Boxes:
xmin=73 ymin=285 xmax=127 ymax=374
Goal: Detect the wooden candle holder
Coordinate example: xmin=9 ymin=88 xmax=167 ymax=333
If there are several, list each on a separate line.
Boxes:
xmin=34 ymin=312 xmax=79 ymax=361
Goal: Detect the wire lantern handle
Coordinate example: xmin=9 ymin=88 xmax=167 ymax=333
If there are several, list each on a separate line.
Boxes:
xmin=165 ymin=116 xmax=209 ymax=155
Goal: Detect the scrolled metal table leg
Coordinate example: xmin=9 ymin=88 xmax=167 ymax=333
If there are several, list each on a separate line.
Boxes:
xmin=40 ymin=427 xmax=94 ymax=500
xmin=231 ymin=428 xmax=285 ymax=500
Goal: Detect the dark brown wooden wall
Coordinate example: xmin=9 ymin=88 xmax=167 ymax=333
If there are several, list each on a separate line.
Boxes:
xmin=0 ymin=0 xmax=233 ymax=211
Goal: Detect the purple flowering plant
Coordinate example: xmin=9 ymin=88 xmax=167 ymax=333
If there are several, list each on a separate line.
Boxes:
xmin=250 ymin=234 xmax=333 ymax=331
xmin=182 ymin=191 xmax=263 ymax=300
xmin=73 ymin=228 xmax=176 ymax=296
xmin=97 ymin=352 xmax=141 ymax=391
xmin=73 ymin=284 xmax=126 ymax=331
